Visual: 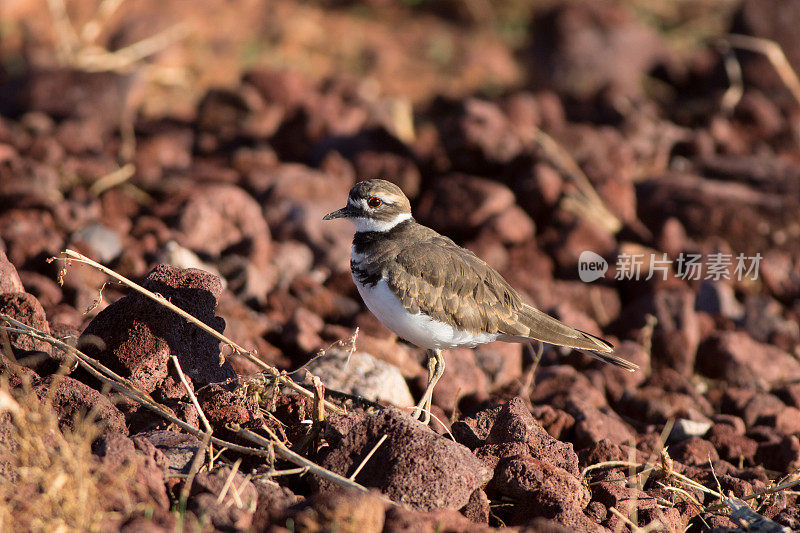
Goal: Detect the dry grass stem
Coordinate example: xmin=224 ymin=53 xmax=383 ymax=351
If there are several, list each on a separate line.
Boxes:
xmin=705 ymin=476 xmax=800 ymax=512
xmin=529 ymin=128 xmax=622 ymax=234
xmin=349 ymin=434 xmax=388 ymax=481
xmin=178 ymin=431 xmax=212 ymax=517
xmin=718 ymin=40 xmax=744 ymax=114
xmin=0 ymin=379 xmax=130 ymax=531
xmin=170 ymin=356 xmax=212 ymax=435
xmin=216 ymin=459 xmax=242 ymax=505
xmin=723 ymin=34 xmax=800 ymax=107
xmin=47 ymin=0 xmax=188 ymax=73
xmin=89 ymin=163 xmax=136 ymax=196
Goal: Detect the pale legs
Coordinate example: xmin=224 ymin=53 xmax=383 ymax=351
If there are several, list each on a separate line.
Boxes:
xmin=411 ymin=348 xmax=445 ymax=424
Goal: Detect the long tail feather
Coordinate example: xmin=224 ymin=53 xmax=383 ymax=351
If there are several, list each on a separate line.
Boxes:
xmin=517 ymin=304 xmax=638 ymax=372
xmin=578 ymin=349 xmax=639 ymax=372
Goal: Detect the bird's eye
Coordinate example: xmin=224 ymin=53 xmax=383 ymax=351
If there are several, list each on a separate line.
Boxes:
xmin=367 ymin=197 xmax=382 ymax=208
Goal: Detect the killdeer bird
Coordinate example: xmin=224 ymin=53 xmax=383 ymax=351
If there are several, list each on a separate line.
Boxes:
xmin=324 ymin=179 xmax=637 ymax=423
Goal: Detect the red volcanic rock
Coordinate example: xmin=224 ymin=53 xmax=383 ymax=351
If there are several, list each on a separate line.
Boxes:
xmin=384 ymin=505 xmax=501 ymax=533
xmin=188 ymin=465 xmax=260 ymax=531
xmin=740 ymin=393 xmax=787 ymax=428
xmin=756 ymin=435 xmax=800 ymax=472
xmin=456 ymin=399 xmax=594 ymax=527
xmin=461 ymin=489 xmax=490 ymax=524
xmin=196 ymin=382 xmax=263 ymax=436
xmin=283 ymin=489 xmax=385 ymax=533
xmin=176 ymin=183 xmax=274 ymax=303
xmin=484 ymin=206 xmax=536 ymax=245
xmin=774 ymin=506 xmax=800 ymax=531
xmin=79 ymin=265 xmax=236 ymax=425
xmin=473 ymin=341 xmax=523 ymax=390
xmin=485 ymin=398 xmax=580 ymax=476
xmin=434 ymin=98 xmax=524 ymax=173
xmin=284 ymin=306 xmax=324 ymax=353
xmin=531 ymin=365 xmax=608 ymax=410
xmin=176 ymin=183 xmax=271 ymax=258
xmin=566 ymin=398 xmax=636 ymax=449
xmin=530 ymin=404 xmax=575 ymax=441
xmin=649 ymin=286 xmax=701 ymax=376
xmin=0 ymin=208 xmax=63 ymax=269
xmin=0 ymin=156 xmax=59 ymax=202
xmin=0 ymin=292 xmax=51 ymax=357
xmin=316 ymin=408 xmax=492 ymax=511
xmin=415 ymin=174 xmax=516 ymax=239
xmin=251 ymin=483 xmax=300 ymax=530
xmin=668 ymin=437 xmax=719 ymax=467
xmin=260 ymin=164 xmax=354 ymax=272
xmin=697 ymin=331 xmax=800 ymax=389
xmin=596 ymin=340 xmax=650 ymax=400
xmin=134 ymin=430 xmax=202 ymax=476
xmin=92 ymin=433 xmax=170 ymax=516
xmin=524 ymin=0 xmax=668 ymax=99
xmin=489 ymin=455 xmax=590 ymax=523
xmin=707 ymin=423 xmax=758 ymax=465
xmin=352 ymin=151 xmax=421 ymax=199
xmin=617 ymin=386 xmax=711 ymax=426
xmin=33 ymin=375 xmax=127 ymax=436
xmin=592 ymin=473 xmax=660 ymax=531
xmin=19 ymin=271 xmax=62 ymax=309
xmin=553 ymin=219 xmax=616 ymax=271
xmin=134 ymin=125 xmax=193 ymax=184
xmin=0 ymin=250 xmax=24 ymax=293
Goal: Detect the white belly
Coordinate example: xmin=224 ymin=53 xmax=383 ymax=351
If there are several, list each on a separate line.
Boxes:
xmin=354 ymin=276 xmax=499 ymax=350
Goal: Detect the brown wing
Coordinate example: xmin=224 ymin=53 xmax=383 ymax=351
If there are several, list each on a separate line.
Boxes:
xmin=382 ymin=230 xmax=638 ymax=371
xmin=384 ymin=235 xmax=529 ymax=336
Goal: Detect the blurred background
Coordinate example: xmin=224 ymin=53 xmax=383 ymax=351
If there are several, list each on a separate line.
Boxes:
xmin=2 ymin=2 xmax=800 ymax=530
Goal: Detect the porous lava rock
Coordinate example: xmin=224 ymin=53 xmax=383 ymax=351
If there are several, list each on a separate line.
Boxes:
xmin=316 ymin=407 xmax=492 ymax=511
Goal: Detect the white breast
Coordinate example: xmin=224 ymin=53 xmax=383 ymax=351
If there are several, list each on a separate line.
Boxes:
xmin=353 ymin=275 xmax=499 ymax=350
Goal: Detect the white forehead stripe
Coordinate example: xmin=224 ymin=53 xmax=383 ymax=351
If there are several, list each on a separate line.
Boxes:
xmin=352 ymin=212 xmax=411 ymax=233
xmin=349 ymin=194 xmax=396 ymax=209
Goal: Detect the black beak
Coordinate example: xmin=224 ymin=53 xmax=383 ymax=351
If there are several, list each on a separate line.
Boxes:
xmin=323 ymin=205 xmax=357 ymax=220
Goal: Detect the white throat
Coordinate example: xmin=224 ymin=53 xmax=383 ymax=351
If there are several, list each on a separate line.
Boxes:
xmin=352 ymin=212 xmax=411 ymax=233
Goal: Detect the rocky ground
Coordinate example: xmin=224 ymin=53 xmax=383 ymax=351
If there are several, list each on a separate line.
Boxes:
xmin=2 ymin=0 xmax=800 ymax=531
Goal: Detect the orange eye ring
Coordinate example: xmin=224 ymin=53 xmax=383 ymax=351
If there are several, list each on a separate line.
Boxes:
xmin=367 ymin=197 xmax=382 ymax=208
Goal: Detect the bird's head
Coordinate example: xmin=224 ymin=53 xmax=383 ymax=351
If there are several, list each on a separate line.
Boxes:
xmin=323 ymin=179 xmax=412 ymax=232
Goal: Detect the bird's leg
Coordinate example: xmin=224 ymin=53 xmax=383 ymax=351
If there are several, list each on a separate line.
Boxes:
xmin=412 ymin=349 xmax=445 ymax=424
xmin=412 ymin=350 xmax=437 ymax=421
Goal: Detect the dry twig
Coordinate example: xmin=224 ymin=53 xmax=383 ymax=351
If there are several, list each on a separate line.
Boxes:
xmin=171 ymin=356 xmax=212 ymax=435
xmin=722 ymin=34 xmax=800 ymax=107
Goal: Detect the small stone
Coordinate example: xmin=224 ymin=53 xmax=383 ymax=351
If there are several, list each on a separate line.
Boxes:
xmin=72 ymin=222 xmax=123 ymax=264
xmin=461 ymin=489 xmax=490 ymax=524
xmin=134 ymin=430 xmax=202 ymax=476
xmin=302 ymin=348 xmax=414 ymax=408
xmin=668 ymin=418 xmax=712 ymax=443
